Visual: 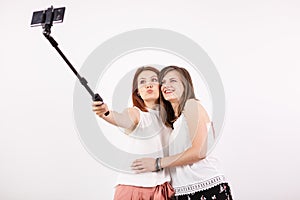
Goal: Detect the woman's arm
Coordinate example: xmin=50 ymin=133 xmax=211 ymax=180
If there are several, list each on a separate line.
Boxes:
xmin=131 ymin=99 xmax=209 ymax=172
xmin=92 ymin=101 xmax=140 ymax=131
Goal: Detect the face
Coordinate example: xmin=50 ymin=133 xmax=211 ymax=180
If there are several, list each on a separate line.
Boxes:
xmin=137 ymin=70 xmax=159 ymax=102
xmin=161 ymin=70 xmax=184 ymax=103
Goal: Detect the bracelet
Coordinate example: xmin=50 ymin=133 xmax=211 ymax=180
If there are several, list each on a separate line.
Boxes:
xmin=155 ymin=157 xmax=163 ymax=172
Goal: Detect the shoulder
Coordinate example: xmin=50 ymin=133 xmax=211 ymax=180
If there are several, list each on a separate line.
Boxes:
xmin=127 ymin=107 xmax=140 ymax=115
xmin=184 ymin=99 xmax=203 ymax=112
xmin=183 ymin=99 xmax=210 ymax=122
xmin=127 ymin=106 xmax=140 ymax=114
xmin=124 ymin=107 xmax=140 ymax=124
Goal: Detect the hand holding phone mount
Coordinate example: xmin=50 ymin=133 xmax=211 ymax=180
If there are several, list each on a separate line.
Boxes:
xmin=31 ymin=6 xmax=109 ymax=116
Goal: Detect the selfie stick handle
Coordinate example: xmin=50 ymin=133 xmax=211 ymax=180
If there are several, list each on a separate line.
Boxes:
xmin=42 ymin=9 xmax=109 ymax=116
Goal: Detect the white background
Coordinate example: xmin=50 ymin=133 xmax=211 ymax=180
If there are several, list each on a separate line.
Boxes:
xmin=1 ymin=0 xmax=300 ymax=199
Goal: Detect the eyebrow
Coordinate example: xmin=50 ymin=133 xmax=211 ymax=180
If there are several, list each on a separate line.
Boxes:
xmin=139 ymin=75 xmax=158 ymax=80
xmin=167 ymin=77 xmax=178 ymax=80
xmin=161 ymin=77 xmax=179 ymax=82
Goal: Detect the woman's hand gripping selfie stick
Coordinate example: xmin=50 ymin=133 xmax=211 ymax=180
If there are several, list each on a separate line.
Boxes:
xmin=31 ymin=6 xmax=109 ymax=116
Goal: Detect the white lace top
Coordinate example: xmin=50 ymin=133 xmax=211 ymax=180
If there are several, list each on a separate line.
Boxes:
xmin=169 ymin=114 xmax=227 ymax=196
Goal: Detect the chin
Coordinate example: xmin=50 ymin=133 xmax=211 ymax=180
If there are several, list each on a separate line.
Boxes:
xmin=164 ymin=98 xmax=176 ymax=103
xmin=144 ymin=96 xmax=159 ymax=102
xmin=163 ymin=95 xmax=176 ymax=102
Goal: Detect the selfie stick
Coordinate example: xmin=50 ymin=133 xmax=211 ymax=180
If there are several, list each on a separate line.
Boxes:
xmin=31 ymin=6 xmax=109 ymax=116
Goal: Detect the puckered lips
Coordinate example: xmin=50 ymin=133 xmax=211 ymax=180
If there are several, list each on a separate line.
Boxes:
xmin=146 ymin=89 xmax=153 ymax=94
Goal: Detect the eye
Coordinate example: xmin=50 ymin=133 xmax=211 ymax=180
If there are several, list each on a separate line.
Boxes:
xmin=170 ymin=78 xmax=177 ymax=83
xmin=139 ymin=80 xmax=146 ymax=84
xmin=161 ymin=79 xmax=166 ymax=85
xmin=152 ymin=77 xmax=158 ymax=82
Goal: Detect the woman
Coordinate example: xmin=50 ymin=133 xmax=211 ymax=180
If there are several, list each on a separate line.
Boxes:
xmin=131 ymin=66 xmax=233 ymax=200
xmin=92 ymin=66 xmax=174 ymax=200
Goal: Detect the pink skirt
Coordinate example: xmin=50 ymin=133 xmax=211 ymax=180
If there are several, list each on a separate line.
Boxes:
xmin=114 ymin=182 xmax=175 ymax=200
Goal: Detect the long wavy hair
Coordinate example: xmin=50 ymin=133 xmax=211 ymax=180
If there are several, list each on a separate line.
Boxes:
xmin=159 ymin=66 xmax=196 ymax=128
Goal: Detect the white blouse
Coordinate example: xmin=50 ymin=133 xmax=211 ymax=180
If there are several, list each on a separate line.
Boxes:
xmin=169 ymin=114 xmax=227 ymax=196
xmin=115 ymin=107 xmax=171 ymax=187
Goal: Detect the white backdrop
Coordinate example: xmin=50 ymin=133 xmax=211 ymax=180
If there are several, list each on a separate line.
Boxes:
xmin=1 ymin=0 xmax=300 ymax=199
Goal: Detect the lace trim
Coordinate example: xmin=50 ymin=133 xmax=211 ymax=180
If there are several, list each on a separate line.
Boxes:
xmin=174 ymin=175 xmax=227 ymax=196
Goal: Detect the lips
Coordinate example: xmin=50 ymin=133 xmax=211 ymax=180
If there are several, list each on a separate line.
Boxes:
xmin=163 ymin=88 xmax=174 ymax=94
xmin=147 ymin=89 xmax=153 ymax=94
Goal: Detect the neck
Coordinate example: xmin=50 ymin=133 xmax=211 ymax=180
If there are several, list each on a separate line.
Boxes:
xmin=144 ymin=100 xmax=158 ymax=110
xmin=171 ymin=102 xmax=180 ymax=117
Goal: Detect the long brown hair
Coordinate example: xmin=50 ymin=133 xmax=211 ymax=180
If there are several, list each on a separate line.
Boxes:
xmin=132 ymin=66 xmax=160 ymax=112
xmin=159 ymin=66 xmax=196 ymax=128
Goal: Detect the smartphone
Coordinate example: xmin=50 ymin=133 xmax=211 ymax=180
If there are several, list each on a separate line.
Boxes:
xmin=30 ymin=7 xmax=65 ymax=27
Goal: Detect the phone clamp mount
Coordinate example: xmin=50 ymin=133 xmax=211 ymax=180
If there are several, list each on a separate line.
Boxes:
xmin=30 ymin=6 xmax=109 ymax=116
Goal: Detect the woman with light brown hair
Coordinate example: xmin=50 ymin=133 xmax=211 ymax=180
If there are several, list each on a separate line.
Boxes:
xmin=132 ymin=66 xmax=233 ymax=199
xmin=92 ymin=66 xmax=174 ymax=200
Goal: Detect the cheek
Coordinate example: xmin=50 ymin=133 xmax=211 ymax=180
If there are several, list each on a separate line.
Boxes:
xmin=176 ymin=84 xmax=184 ymax=97
xmin=137 ymin=85 xmax=145 ymax=92
xmin=153 ymin=84 xmax=159 ymax=92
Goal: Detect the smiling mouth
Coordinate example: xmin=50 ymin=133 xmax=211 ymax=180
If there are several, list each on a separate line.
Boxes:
xmin=163 ymin=88 xmax=174 ymax=94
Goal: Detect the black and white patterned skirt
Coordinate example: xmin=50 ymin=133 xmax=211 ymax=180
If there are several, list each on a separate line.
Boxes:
xmin=172 ymin=183 xmax=233 ymax=200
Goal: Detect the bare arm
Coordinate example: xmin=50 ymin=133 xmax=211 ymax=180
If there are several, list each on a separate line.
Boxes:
xmin=92 ymin=101 xmax=140 ymax=131
xmin=132 ymin=99 xmax=210 ymax=172
xmin=161 ymin=99 xmax=209 ymax=167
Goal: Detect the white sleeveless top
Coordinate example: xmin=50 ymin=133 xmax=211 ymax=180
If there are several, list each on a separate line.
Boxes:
xmin=169 ymin=114 xmax=227 ymax=196
xmin=115 ymin=107 xmax=171 ymax=187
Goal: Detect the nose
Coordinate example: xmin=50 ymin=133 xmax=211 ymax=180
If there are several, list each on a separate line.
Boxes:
xmin=146 ymin=83 xmax=153 ymax=88
xmin=161 ymin=84 xmax=167 ymax=92
xmin=161 ymin=81 xmax=169 ymax=88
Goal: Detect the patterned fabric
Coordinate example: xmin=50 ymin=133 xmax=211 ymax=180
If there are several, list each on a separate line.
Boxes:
xmin=114 ymin=182 xmax=175 ymax=200
xmin=172 ymin=183 xmax=233 ymax=200
xmin=173 ymin=175 xmax=227 ymax=196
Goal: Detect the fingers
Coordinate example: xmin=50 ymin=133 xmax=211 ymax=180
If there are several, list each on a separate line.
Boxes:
xmin=131 ymin=160 xmax=143 ymax=171
xmin=131 ymin=159 xmax=142 ymax=166
xmin=92 ymin=106 xmax=105 ymax=112
xmin=92 ymin=101 xmax=108 ymax=116
xmin=131 ymin=166 xmax=143 ymax=171
xmin=92 ymin=101 xmax=104 ymax=106
xmin=131 ymin=162 xmax=147 ymax=174
xmin=133 ymin=168 xmax=147 ymax=174
xmin=131 ymin=160 xmax=141 ymax=168
xmin=131 ymin=164 xmax=142 ymax=170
